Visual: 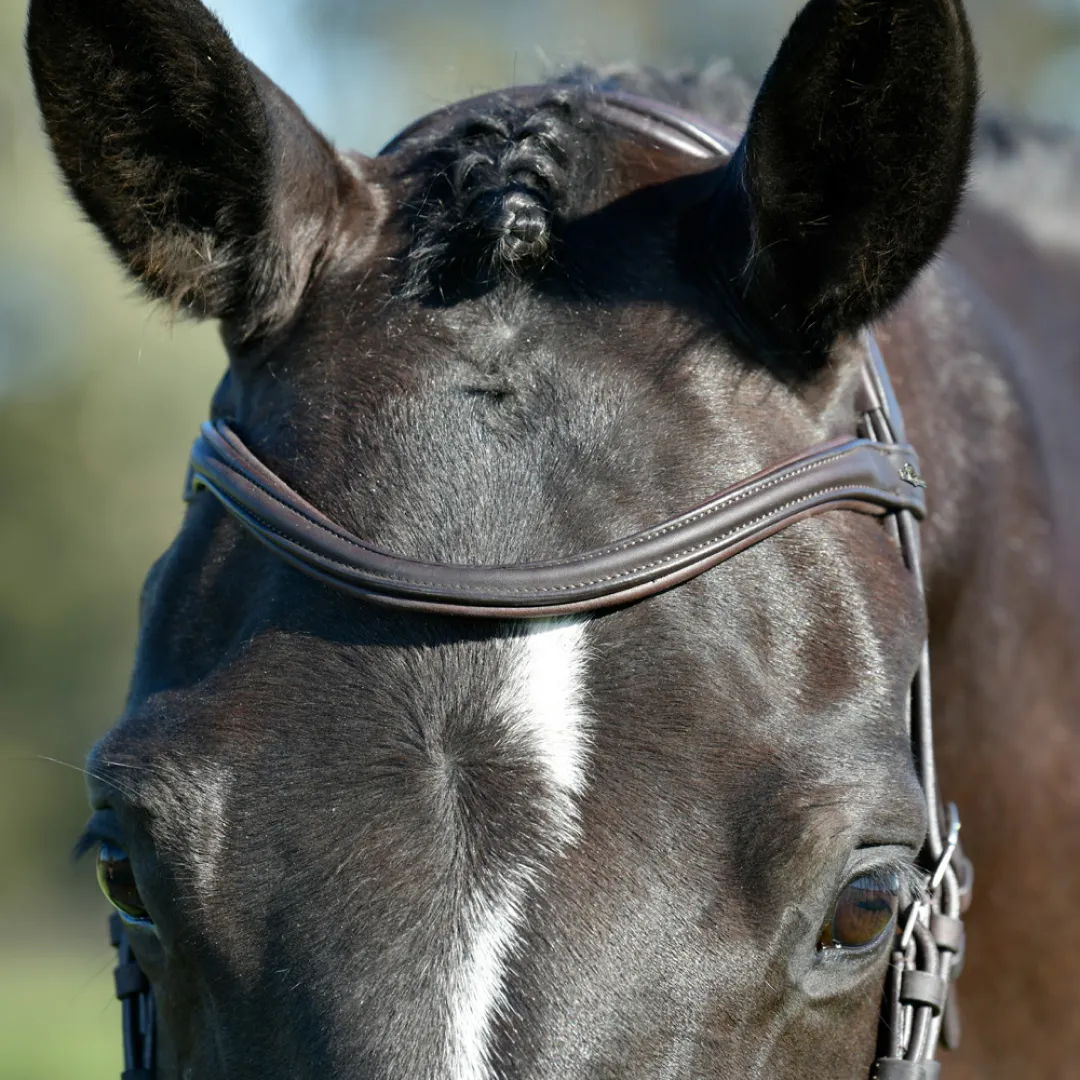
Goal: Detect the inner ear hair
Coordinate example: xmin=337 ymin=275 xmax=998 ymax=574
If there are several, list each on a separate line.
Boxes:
xmin=26 ymin=0 xmax=360 ymax=339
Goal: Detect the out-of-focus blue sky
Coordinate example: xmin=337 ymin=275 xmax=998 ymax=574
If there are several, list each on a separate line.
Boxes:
xmin=206 ymin=0 xmax=1080 ymax=154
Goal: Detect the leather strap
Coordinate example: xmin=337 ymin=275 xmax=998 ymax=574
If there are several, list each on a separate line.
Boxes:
xmin=185 ymin=420 xmax=927 ymax=618
xmin=873 ymin=1063 xmax=941 ymax=1080
xmin=110 ymin=914 xmax=155 ymax=1080
xmin=378 ymin=86 xmax=739 ymax=160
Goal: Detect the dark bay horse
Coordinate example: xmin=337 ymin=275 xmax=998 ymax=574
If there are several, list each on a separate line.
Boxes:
xmin=26 ymin=0 xmax=1080 ymax=1076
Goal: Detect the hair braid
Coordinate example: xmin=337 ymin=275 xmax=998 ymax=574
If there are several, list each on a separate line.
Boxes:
xmin=404 ymin=93 xmax=587 ymax=293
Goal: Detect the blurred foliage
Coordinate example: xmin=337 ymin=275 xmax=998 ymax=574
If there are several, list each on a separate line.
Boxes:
xmin=0 ymin=941 xmax=119 ymax=1079
xmin=0 ymin=0 xmax=222 ymax=932
xmin=0 ymin=0 xmax=1076 ymax=1075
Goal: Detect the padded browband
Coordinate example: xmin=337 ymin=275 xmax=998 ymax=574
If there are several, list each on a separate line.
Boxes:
xmin=185 ymin=416 xmax=927 ymax=618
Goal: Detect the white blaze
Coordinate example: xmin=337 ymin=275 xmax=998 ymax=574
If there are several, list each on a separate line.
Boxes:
xmin=444 ymin=619 xmax=591 ymax=1080
xmin=504 ymin=618 xmax=590 ymax=808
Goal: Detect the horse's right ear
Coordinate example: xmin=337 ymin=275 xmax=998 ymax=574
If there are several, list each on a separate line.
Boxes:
xmin=701 ymin=0 xmax=978 ymax=375
xmin=26 ymin=0 xmax=370 ymax=339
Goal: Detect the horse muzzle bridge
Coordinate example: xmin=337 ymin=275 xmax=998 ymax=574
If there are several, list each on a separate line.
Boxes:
xmin=109 ymin=93 xmax=971 ymax=1080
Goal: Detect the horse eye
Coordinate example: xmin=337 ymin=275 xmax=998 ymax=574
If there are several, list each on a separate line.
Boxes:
xmin=96 ymin=840 xmax=151 ymax=923
xmin=818 ymin=870 xmax=900 ymax=951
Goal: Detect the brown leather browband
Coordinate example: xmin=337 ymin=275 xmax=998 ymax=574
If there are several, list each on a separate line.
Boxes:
xmin=185 ymin=412 xmax=926 ymax=618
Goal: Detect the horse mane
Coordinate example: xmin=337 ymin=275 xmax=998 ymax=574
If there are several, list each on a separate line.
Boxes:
xmin=972 ymin=114 xmax=1080 ymax=256
xmin=398 ymin=63 xmax=754 ymax=299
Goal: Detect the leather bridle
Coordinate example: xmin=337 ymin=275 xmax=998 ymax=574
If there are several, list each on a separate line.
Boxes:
xmin=108 ymin=90 xmax=971 ymax=1080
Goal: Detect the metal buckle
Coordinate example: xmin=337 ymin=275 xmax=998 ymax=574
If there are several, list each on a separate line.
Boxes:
xmin=901 ymin=805 xmax=961 ymax=951
xmin=876 ymin=804 xmax=967 ymax=1075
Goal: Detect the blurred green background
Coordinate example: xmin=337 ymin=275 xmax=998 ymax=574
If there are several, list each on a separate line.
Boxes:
xmin=1 ymin=0 xmax=1077 ymax=1075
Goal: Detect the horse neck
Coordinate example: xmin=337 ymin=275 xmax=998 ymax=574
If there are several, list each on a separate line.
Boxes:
xmin=886 ymin=227 xmax=1080 ymax=634
xmin=892 ymin=208 xmax=1080 ymax=1074
xmin=885 ymin=209 xmax=1080 ymax=789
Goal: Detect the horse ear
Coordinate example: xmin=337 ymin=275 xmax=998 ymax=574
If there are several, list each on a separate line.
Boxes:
xmin=26 ymin=0 xmax=366 ymax=339
xmin=704 ymin=0 xmax=978 ymax=373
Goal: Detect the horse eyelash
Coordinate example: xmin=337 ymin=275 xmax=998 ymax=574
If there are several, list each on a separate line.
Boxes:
xmin=878 ymin=858 xmax=930 ymax=907
xmin=71 ymin=830 xmax=102 ymax=864
xmin=71 ymin=809 xmax=125 ymax=863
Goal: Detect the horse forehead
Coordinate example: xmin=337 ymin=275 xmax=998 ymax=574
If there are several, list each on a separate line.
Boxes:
xmin=98 ymin=619 xmax=607 ymax=1077
xmin=101 ymin=617 xmax=596 ymax=827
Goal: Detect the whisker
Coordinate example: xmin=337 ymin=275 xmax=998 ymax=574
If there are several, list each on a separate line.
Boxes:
xmin=24 ymin=756 xmax=141 ymax=802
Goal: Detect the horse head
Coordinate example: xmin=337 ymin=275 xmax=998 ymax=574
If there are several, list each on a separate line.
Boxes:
xmin=27 ymin=0 xmax=978 ymax=1076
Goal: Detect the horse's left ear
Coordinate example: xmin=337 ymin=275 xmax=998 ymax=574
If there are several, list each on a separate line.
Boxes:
xmin=703 ymin=0 xmax=978 ymax=372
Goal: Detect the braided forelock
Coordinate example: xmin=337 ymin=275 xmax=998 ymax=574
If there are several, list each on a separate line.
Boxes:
xmin=400 ymin=92 xmax=592 ymax=296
